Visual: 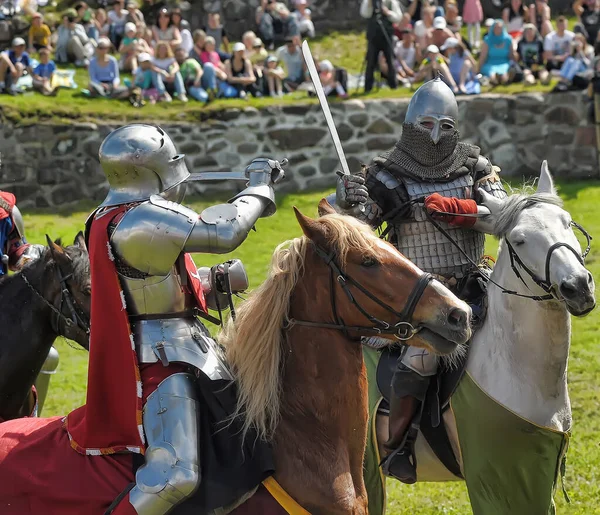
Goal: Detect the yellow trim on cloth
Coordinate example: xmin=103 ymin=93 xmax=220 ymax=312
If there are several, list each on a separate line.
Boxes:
xmin=262 ymin=477 xmax=311 ymax=515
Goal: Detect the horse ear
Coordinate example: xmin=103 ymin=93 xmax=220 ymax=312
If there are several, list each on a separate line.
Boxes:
xmin=294 ymin=206 xmax=329 ymax=249
xmin=46 ymin=234 xmax=71 ymax=265
xmin=74 ymin=231 xmax=87 ymax=252
xmin=317 ymin=198 xmax=337 ymax=217
xmin=537 ymin=160 xmax=556 ymax=195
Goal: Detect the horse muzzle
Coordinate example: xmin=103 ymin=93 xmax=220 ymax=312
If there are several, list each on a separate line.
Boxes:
xmin=419 ymin=305 xmax=472 ymax=355
xmin=559 ymin=272 xmax=596 ymax=317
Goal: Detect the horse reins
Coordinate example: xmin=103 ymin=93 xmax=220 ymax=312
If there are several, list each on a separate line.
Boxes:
xmin=425 ymin=211 xmax=592 ymax=302
xmin=20 ymin=259 xmax=90 ymax=338
xmin=288 ymin=244 xmax=434 ymax=341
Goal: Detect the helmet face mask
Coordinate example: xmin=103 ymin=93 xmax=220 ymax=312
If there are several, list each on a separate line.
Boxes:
xmin=99 ymin=124 xmax=190 ymax=207
xmin=416 ymin=114 xmax=456 ymax=145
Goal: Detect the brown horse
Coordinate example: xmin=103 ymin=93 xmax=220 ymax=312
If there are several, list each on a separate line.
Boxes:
xmin=0 ymin=203 xmax=471 ymax=515
xmin=223 ymin=202 xmax=472 ymax=515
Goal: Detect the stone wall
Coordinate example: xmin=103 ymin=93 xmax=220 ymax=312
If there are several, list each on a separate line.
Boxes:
xmin=1 ymin=92 xmax=596 ymax=209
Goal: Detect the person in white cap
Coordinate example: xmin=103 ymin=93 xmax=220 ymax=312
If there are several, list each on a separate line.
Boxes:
xmin=264 ymin=54 xmax=285 ymax=96
xmin=441 ymin=37 xmax=478 ymax=93
xmin=293 ymin=0 xmax=315 ymax=38
xmin=119 ymin=22 xmax=141 ymax=73
xmin=225 ymin=41 xmax=260 ymax=98
xmin=414 ymin=43 xmax=458 ymax=91
xmin=319 ymin=58 xmax=348 ymax=98
xmin=0 ymin=37 xmax=32 ymax=95
xmin=429 ymin=15 xmax=458 ymax=49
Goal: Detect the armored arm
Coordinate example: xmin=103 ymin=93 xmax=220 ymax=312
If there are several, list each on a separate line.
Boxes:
xmin=7 ymin=205 xmax=44 ymax=271
xmin=185 ymin=158 xmax=283 ymax=254
xmin=473 ymin=156 xmax=508 ymax=201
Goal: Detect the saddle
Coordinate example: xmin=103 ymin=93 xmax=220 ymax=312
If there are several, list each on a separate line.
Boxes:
xmin=376 ymin=345 xmax=468 ymax=479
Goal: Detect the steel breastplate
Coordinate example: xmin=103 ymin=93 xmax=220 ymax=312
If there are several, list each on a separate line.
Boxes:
xmin=118 ymin=267 xmax=196 ymax=316
xmin=390 ymin=174 xmax=485 ymax=279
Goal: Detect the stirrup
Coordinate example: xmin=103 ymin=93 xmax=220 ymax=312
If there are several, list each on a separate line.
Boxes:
xmin=381 ymin=440 xmax=417 ymax=484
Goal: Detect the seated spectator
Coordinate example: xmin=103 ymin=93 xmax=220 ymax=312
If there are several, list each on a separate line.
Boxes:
xmin=441 ymin=37 xmax=478 ymax=93
xmin=243 ymin=30 xmax=258 ymax=53
xmin=139 ymin=24 xmax=154 ymax=55
xmin=256 ymin=0 xmax=300 ymax=50
xmin=175 ymin=46 xmax=209 ymax=102
xmin=225 ymin=41 xmax=260 ymax=98
xmin=414 ymin=5 xmax=436 ymax=50
xmin=573 ymin=0 xmax=600 ymax=47
xmin=200 ymin=36 xmax=229 ymax=82
xmin=190 ymin=29 xmax=206 ymax=63
xmin=293 ymin=0 xmax=315 ymax=38
xmin=32 ymin=46 xmax=57 ymax=96
xmin=429 ymin=16 xmax=458 ymax=48
xmin=250 ymin=37 xmax=269 ymax=66
xmin=28 ymin=12 xmax=52 ymax=53
xmin=319 ymin=59 xmax=347 ymax=98
xmin=202 ymin=11 xmax=230 ymax=61
xmin=444 ymin=0 xmax=463 ymax=35
xmin=395 ymin=25 xmax=419 ymax=83
xmin=414 ymin=44 xmax=458 ymax=91
xmin=90 ymin=8 xmax=110 ymax=42
xmin=171 ymin=7 xmax=193 ymax=54
xmin=555 ymin=36 xmax=592 ymax=89
xmin=461 ymin=0 xmax=482 ymax=49
xmin=264 ymin=54 xmax=285 ymax=96
xmin=152 ymin=40 xmax=187 ymax=102
xmin=88 ymin=37 xmax=129 ymax=98
xmin=247 ymin=36 xmax=268 ymax=92
xmin=119 ymin=22 xmax=141 ymax=72
xmin=152 ymin=8 xmax=182 ymax=51
xmin=503 ymin=0 xmax=528 ymax=39
xmin=126 ymin=1 xmax=144 ymax=26
xmin=528 ymin=0 xmax=553 ymax=38
xmin=544 ymin=15 xmax=574 ymax=75
xmin=107 ymin=0 xmax=129 ymax=48
xmin=478 ymin=19 xmax=515 ymax=85
xmin=132 ymin=52 xmax=161 ymax=103
xmin=276 ymin=37 xmax=305 ymax=90
xmin=516 ymin=23 xmax=549 ymax=85
xmin=54 ymin=12 xmax=95 ymax=67
xmin=0 ymin=37 xmax=32 ymax=95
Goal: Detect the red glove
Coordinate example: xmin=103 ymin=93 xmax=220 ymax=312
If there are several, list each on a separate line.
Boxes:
xmin=424 ymin=193 xmax=478 ymax=228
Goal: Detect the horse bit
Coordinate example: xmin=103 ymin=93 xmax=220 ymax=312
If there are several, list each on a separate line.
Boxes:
xmin=20 ymin=254 xmax=90 ymax=338
xmin=289 ymin=244 xmax=434 ymax=341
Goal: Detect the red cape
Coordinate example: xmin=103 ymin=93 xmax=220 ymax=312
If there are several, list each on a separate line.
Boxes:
xmin=66 ymin=205 xmax=207 ymax=455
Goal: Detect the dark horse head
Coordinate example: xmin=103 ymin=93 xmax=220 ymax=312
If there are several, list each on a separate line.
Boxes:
xmin=0 ymin=232 xmax=90 ymax=421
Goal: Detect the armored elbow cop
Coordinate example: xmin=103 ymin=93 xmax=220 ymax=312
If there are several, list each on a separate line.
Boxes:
xmin=197 ymin=259 xmax=249 ymax=312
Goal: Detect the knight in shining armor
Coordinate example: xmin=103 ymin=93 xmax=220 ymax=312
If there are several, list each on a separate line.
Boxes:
xmin=0 ymin=191 xmax=56 ymax=414
xmin=63 ymin=124 xmax=282 ymax=515
xmin=330 ymin=77 xmax=507 ymax=484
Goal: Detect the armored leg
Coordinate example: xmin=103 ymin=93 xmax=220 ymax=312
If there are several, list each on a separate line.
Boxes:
xmin=381 ymin=347 xmax=437 ymax=484
xmin=115 ymin=373 xmax=201 ymax=515
xmin=34 ymin=346 xmax=59 ymax=416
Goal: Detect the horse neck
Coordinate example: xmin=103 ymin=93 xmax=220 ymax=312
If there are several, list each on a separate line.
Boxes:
xmin=0 ymin=261 xmax=58 ymax=420
xmin=272 ymin=262 xmax=368 ymax=512
xmin=468 ymin=242 xmax=572 ymax=431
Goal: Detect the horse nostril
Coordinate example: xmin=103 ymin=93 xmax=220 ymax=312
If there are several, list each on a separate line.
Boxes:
xmin=559 ymin=280 xmax=578 ymax=299
xmin=587 ymin=272 xmax=594 ymax=287
xmin=447 ymin=307 xmax=466 ymax=328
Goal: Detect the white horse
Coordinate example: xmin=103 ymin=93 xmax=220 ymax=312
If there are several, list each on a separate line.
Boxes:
xmin=369 ymin=162 xmax=596 ymax=515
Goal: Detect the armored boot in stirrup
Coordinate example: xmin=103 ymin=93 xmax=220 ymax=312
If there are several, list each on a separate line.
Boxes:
xmin=381 ymin=364 xmax=430 ymax=484
xmin=123 ymin=373 xmax=201 ymax=515
xmin=34 ymin=346 xmax=59 ymax=415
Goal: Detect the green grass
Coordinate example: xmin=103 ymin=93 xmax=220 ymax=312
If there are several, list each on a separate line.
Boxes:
xmin=0 ymin=27 xmax=560 ymax=125
xmin=24 ymin=182 xmax=600 ymax=514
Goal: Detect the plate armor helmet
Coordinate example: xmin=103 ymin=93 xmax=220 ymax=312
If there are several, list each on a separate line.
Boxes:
xmin=99 ymin=124 xmax=190 ymax=207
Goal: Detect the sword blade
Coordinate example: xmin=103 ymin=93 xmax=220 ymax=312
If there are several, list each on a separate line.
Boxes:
xmin=186 ymin=171 xmax=249 ymax=182
xmin=301 ymin=40 xmax=351 ymax=176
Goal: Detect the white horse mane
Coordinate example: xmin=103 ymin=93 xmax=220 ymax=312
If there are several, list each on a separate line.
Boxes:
xmin=493 ymin=192 xmax=563 ymax=237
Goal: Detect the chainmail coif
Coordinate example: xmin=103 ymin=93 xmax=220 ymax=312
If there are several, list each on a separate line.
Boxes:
xmin=382 ymin=123 xmax=474 ymax=180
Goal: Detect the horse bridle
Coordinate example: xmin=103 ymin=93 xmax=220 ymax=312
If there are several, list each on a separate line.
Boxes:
xmin=505 ymin=221 xmax=592 ymax=301
xmin=288 ymin=244 xmax=434 ymax=341
xmin=20 ymin=257 xmax=90 ymax=338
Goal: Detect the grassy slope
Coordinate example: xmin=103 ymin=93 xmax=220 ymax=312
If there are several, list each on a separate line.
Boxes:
xmin=0 ymin=28 xmax=560 ymax=125
xmin=26 ymin=181 xmax=600 ymax=514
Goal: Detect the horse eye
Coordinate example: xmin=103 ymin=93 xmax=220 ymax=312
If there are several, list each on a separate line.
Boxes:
xmin=514 ymin=240 xmax=525 ymax=246
xmin=83 ymin=287 xmax=91 ymax=296
xmin=361 ymin=256 xmax=378 ymax=268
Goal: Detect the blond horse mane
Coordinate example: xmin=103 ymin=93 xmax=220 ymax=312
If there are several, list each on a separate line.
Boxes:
xmin=219 ymin=213 xmax=380 ymax=441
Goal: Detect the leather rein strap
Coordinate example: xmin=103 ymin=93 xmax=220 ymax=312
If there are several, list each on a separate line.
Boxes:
xmin=289 ymin=244 xmax=434 ymax=341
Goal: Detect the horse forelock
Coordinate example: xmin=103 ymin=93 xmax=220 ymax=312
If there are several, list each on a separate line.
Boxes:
xmin=219 ymin=213 xmax=381 ymax=442
xmin=493 ymin=192 xmax=563 ymax=237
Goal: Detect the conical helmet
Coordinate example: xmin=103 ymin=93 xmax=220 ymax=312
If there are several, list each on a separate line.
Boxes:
xmin=99 ymin=124 xmax=190 ymax=207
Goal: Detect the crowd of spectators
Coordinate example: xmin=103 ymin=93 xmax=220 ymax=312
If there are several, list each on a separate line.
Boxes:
xmin=0 ymin=0 xmax=349 ymax=103
xmin=365 ymin=0 xmax=600 ymax=94
xmin=1 ymin=0 xmax=600 ymax=102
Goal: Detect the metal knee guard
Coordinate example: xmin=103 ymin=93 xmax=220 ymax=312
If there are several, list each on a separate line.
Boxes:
xmin=34 ymin=346 xmax=59 ymax=415
xmin=129 ymin=373 xmax=201 ymax=515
